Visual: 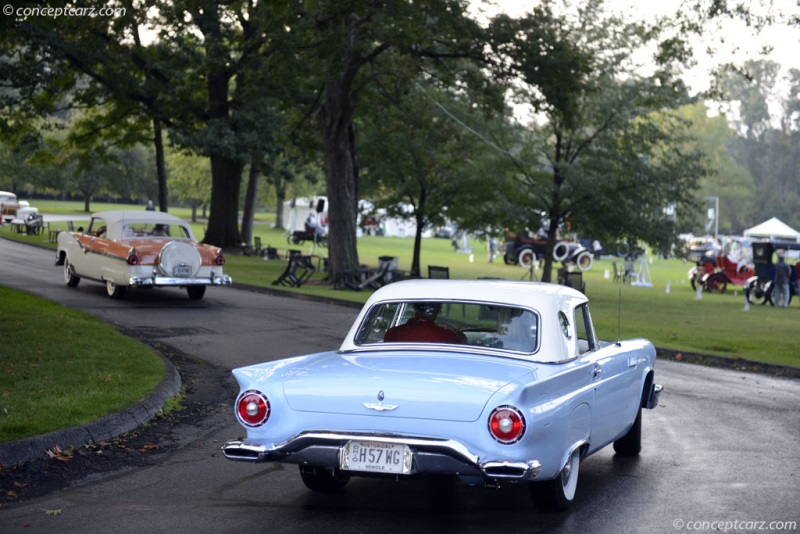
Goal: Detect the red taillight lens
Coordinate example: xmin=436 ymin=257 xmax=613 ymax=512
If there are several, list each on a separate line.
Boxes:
xmin=127 ymin=254 xmax=139 ymax=266
xmin=214 ymin=254 xmax=225 ymax=266
xmin=236 ymin=390 xmax=270 ymax=427
xmin=488 ymin=405 xmax=525 ymax=444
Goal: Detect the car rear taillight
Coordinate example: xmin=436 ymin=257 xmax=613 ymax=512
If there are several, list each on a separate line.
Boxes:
xmin=236 ymin=390 xmax=270 ymax=427
xmin=488 ymin=405 xmax=525 ymax=444
xmin=127 ymin=253 xmax=139 ymax=266
xmin=214 ymin=254 xmax=225 ymax=266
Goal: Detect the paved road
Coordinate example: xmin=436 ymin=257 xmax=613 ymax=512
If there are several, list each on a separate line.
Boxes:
xmin=0 ymin=237 xmax=798 ymax=533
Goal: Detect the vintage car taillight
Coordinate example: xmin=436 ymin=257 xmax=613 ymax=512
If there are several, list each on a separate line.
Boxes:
xmin=236 ymin=390 xmax=270 ymax=427
xmin=214 ymin=254 xmax=225 ymax=266
xmin=127 ymin=253 xmax=139 ymax=266
xmin=488 ymin=405 xmax=526 ymax=444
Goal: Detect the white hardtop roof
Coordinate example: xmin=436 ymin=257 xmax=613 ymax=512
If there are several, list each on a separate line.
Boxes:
xmin=340 ymin=279 xmax=588 ymax=359
xmin=90 ymin=210 xmax=195 ymax=240
xmin=91 ymin=210 xmax=188 ymax=225
xmin=361 ymin=279 xmax=587 ymax=309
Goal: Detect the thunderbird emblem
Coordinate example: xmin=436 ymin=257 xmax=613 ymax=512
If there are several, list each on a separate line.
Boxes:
xmin=363 ymin=390 xmax=398 ymax=411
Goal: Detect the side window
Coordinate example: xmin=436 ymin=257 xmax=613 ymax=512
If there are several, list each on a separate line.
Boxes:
xmin=574 ymin=304 xmax=597 ymax=354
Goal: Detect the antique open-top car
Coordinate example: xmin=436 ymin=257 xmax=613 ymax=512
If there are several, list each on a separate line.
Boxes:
xmin=55 ymin=210 xmax=231 ymax=300
xmin=688 ymin=237 xmax=754 ymax=294
xmin=222 ymin=280 xmax=661 ymax=511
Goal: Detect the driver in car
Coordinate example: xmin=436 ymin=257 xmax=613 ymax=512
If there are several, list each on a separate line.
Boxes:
xmin=383 ymin=302 xmax=462 ymax=344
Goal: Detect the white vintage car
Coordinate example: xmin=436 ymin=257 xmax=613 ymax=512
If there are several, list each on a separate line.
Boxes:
xmin=0 ymin=191 xmax=26 ymax=222
xmin=223 ymin=279 xmax=662 ymax=511
xmin=55 ymin=210 xmax=232 ymax=300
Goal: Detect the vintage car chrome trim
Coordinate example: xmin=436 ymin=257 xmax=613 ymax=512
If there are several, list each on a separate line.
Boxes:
xmin=481 ymin=460 xmax=542 ymax=480
xmin=222 ymin=431 xmax=542 ymax=481
xmin=127 ymin=274 xmax=232 ymax=287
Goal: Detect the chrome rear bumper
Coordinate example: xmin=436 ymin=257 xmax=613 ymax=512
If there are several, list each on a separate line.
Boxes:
xmin=129 ymin=273 xmax=232 ymax=287
xmin=222 ymin=432 xmax=542 ymax=481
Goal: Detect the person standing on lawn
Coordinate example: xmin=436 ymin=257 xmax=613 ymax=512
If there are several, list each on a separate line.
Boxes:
xmin=772 ymin=252 xmax=792 ymax=308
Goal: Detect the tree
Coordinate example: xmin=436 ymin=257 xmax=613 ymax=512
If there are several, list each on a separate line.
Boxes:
xmin=165 ymin=149 xmax=211 ymax=223
xmin=487 ymin=0 xmax=708 ymax=282
xmin=360 ymin=82 xmax=510 ymax=275
xmin=677 ymin=103 xmax=755 ymax=234
xmin=718 ymin=60 xmax=800 ymax=229
xmin=288 ymin=0 xmax=488 ymax=278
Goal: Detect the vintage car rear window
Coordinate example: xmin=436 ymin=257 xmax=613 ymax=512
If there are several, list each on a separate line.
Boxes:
xmin=120 ymin=223 xmax=192 ymax=239
xmin=354 ymin=301 xmax=539 ymax=353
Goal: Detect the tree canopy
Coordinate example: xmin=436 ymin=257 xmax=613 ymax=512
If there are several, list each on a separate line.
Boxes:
xmin=1 ymin=0 xmax=797 ymax=275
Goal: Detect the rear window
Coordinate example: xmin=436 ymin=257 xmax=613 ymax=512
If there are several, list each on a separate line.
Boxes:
xmin=354 ymin=301 xmax=539 ymax=353
xmin=121 ymin=223 xmax=191 ymax=239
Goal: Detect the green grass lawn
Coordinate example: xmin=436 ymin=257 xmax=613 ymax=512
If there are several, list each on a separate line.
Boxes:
xmin=0 ymin=286 xmax=164 ymax=444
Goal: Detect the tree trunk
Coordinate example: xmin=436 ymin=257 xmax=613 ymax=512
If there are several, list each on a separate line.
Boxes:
xmin=542 ymin=214 xmax=560 ymax=283
xmin=196 ymin=7 xmax=242 ymax=248
xmin=241 ymin=160 xmax=261 ymax=247
xmin=204 ymin=155 xmax=243 ymax=247
xmin=411 ymin=189 xmax=427 ymax=277
xmin=318 ymin=79 xmax=360 ymax=278
xmin=274 ymin=178 xmax=286 ymax=230
xmin=153 ymin=119 xmax=168 ymax=212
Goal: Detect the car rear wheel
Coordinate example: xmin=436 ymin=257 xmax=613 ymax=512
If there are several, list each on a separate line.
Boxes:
xmin=530 ymin=448 xmax=580 ymax=512
xmin=746 ymin=279 xmax=769 ymax=305
xmin=613 ymin=406 xmax=642 ymax=457
xmin=63 ymin=258 xmax=80 ymax=288
xmin=186 ymin=285 xmax=206 ymax=300
xmin=298 ymin=466 xmax=350 ymax=492
xmin=106 ymin=280 xmax=126 ymax=299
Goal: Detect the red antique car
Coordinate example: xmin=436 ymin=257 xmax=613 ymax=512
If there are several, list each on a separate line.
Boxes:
xmin=688 ymin=238 xmax=753 ymax=294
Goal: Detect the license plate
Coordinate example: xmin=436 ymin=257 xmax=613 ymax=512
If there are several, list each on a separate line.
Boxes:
xmin=174 ymin=265 xmax=192 ymax=277
xmin=340 ymin=441 xmax=412 ymax=474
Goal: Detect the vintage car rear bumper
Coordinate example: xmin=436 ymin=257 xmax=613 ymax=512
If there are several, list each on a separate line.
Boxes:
xmin=128 ymin=273 xmax=232 ymax=287
xmin=222 ymin=432 xmax=542 ymax=481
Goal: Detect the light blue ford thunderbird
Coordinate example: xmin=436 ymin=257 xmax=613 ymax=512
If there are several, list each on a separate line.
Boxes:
xmin=222 ymin=279 xmax=661 ymax=511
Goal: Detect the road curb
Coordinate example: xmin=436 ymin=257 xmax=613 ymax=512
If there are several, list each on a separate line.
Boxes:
xmin=0 ymin=351 xmax=181 ymax=468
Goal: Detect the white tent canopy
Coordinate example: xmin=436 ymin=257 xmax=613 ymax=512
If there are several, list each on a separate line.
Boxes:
xmin=743 ymin=217 xmax=800 ymax=242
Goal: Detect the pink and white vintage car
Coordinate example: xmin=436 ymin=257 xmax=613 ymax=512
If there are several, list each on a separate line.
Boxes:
xmin=55 ymin=210 xmax=231 ymax=300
